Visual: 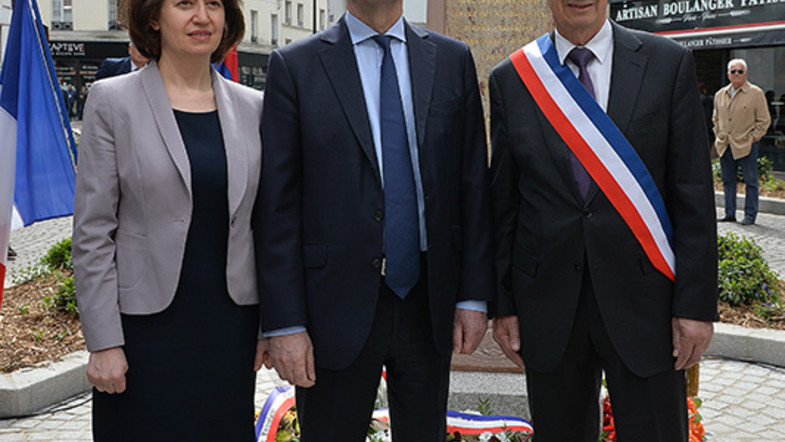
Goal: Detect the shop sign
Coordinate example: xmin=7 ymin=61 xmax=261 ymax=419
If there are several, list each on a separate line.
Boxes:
xmin=48 ymin=40 xmax=130 ymax=59
xmin=50 ymin=41 xmax=86 ymax=57
xmin=610 ymin=0 xmax=785 ymax=33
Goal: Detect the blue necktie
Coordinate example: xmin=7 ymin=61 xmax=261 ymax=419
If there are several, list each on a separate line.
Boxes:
xmin=568 ymin=47 xmax=594 ymax=200
xmin=373 ymin=35 xmax=420 ymax=299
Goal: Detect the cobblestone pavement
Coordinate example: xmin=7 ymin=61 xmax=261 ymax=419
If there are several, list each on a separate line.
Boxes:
xmin=2 ymin=210 xmax=785 ymax=440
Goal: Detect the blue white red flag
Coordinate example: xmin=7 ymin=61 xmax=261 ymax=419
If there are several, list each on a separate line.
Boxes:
xmin=510 ymin=34 xmax=676 ymax=281
xmin=214 ymin=46 xmax=239 ymax=81
xmin=0 ymin=0 xmax=77 ymax=303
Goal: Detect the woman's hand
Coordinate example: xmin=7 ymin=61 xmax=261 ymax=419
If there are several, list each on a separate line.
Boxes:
xmin=87 ymin=347 xmax=128 ymax=394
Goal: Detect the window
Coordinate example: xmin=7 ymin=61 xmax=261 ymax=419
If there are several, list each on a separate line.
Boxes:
xmin=284 ymin=0 xmax=291 ymax=25
xmin=319 ymin=8 xmax=325 ymax=31
xmin=108 ymin=0 xmax=121 ymax=30
xmin=250 ymin=10 xmax=258 ymax=43
xmin=52 ymin=0 xmax=73 ymax=30
xmin=297 ymin=3 xmax=303 ymax=28
xmin=271 ymin=14 xmax=279 ymax=46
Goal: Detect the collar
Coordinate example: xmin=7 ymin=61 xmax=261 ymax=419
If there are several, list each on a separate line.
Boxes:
xmin=554 ymin=19 xmax=612 ymax=67
xmin=728 ymin=81 xmax=750 ymax=95
xmin=345 ymin=11 xmax=407 ymax=45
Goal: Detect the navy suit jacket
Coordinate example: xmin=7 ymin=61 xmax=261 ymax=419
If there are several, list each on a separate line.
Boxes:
xmin=490 ymin=23 xmax=718 ymax=377
xmin=255 ymin=17 xmax=495 ymax=370
xmin=95 ymin=56 xmax=132 ymax=81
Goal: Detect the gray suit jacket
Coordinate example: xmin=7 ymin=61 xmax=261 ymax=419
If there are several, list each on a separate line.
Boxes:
xmin=74 ymin=62 xmax=263 ymax=352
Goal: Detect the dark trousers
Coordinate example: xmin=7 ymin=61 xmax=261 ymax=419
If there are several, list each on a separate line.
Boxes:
xmin=720 ymin=142 xmax=759 ymax=221
xmin=296 ymin=271 xmax=451 ymax=442
xmin=525 ymin=271 xmax=688 ymax=442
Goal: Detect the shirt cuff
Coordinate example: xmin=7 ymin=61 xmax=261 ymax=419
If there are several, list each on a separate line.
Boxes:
xmin=263 ymin=325 xmax=307 ymax=338
xmin=456 ymin=300 xmax=487 ymax=313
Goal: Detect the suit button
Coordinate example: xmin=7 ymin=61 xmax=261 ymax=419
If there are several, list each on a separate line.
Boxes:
xmin=574 ymin=262 xmax=583 ymax=272
xmin=374 ymin=210 xmax=383 ymax=221
xmin=583 ymin=208 xmax=593 ymax=219
xmin=372 ymin=257 xmax=382 ymax=268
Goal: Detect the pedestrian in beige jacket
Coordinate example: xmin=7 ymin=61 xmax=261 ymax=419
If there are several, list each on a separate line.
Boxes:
xmin=713 ymin=58 xmax=770 ymax=225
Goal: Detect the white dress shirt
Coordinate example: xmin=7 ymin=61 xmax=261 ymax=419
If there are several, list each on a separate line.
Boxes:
xmin=554 ymin=20 xmax=614 ymax=111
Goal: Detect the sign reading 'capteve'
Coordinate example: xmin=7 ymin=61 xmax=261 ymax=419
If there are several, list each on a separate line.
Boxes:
xmin=610 ymin=0 xmax=785 ymax=34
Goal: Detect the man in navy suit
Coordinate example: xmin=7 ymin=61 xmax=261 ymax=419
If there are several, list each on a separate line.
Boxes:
xmin=489 ymin=0 xmax=718 ymax=440
xmin=95 ymin=42 xmax=148 ymax=80
xmin=254 ymin=0 xmax=494 ymax=440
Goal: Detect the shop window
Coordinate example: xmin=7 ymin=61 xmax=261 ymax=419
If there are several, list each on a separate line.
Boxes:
xmin=732 ymin=47 xmax=785 ymax=170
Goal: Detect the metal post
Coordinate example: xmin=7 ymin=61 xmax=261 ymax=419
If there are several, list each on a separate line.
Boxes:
xmin=312 ymin=0 xmax=317 ymax=34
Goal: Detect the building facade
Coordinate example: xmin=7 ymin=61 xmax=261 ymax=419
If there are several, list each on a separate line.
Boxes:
xmin=0 ymin=0 xmax=12 ymax=64
xmin=15 ymin=0 xmax=328 ymax=92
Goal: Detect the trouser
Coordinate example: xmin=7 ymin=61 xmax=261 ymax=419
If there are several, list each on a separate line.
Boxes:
xmin=721 ymin=142 xmax=759 ymax=221
xmin=524 ymin=271 xmax=688 ymax=442
xmin=296 ymin=265 xmax=451 ymax=442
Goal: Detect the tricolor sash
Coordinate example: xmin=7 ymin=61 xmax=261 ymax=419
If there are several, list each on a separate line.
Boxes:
xmin=510 ymin=34 xmax=676 ymax=281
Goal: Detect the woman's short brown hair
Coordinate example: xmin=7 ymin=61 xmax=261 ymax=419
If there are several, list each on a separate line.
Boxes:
xmin=119 ymin=0 xmax=244 ymax=64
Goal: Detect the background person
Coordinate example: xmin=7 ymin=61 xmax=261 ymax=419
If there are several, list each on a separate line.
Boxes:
xmin=489 ymin=0 xmax=718 ymax=440
xmin=95 ymin=41 xmax=149 ymax=80
xmin=73 ymin=0 xmax=265 ymax=440
xmin=254 ymin=0 xmax=495 ymax=439
xmin=713 ymin=58 xmax=771 ymax=225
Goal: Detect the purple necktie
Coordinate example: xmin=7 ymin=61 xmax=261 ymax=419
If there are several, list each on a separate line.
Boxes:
xmin=567 ymin=47 xmax=594 ymax=200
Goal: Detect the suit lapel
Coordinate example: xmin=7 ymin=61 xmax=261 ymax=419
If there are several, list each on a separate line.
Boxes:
xmin=213 ymin=71 xmax=247 ymax=218
xmin=319 ymin=19 xmax=379 ymax=182
xmin=405 ymin=22 xmax=436 ymax=149
xmin=139 ymin=62 xmax=191 ymax=194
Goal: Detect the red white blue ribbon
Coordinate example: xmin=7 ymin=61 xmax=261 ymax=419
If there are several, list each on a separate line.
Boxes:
xmin=255 ymin=386 xmax=296 ymax=442
xmin=510 ymin=34 xmax=676 ymax=281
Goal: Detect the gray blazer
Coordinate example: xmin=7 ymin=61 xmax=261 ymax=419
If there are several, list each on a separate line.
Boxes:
xmin=73 ymin=62 xmax=263 ymax=352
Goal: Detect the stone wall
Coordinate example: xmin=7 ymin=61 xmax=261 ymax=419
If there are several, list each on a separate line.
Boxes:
xmin=439 ymin=3 xmax=709 ymax=399
xmin=443 ymin=0 xmax=553 ymax=113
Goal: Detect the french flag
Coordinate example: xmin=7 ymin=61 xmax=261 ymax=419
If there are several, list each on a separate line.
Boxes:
xmin=0 ymin=0 xmax=77 ymax=305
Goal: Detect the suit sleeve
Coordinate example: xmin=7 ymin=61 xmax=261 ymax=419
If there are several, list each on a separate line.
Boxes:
xmin=457 ymin=46 xmax=496 ymax=304
xmin=254 ymin=50 xmax=309 ymax=332
xmin=488 ymin=68 xmax=520 ymax=318
xmin=666 ymin=49 xmax=719 ymax=321
xmin=72 ymin=82 xmax=125 ymax=352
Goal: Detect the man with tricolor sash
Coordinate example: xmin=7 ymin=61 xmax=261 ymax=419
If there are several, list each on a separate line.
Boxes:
xmin=488 ymin=0 xmax=718 ymax=440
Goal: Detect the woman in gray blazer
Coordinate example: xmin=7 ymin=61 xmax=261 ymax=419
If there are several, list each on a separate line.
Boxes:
xmin=73 ymin=0 xmax=265 ymax=439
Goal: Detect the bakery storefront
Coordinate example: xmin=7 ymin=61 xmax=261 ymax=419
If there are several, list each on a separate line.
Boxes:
xmin=611 ymin=0 xmax=785 ymax=170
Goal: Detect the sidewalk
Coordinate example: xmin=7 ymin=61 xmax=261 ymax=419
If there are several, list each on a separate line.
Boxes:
xmin=2 ymin=208 xmax=785 ymax=440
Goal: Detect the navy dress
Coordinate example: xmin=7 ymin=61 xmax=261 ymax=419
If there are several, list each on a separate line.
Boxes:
xmin=92 ymin=110 xmax=259 ymax=441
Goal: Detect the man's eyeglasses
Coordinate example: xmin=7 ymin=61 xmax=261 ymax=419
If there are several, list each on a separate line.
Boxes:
xmin=730 ymin=69 xmax=745 ymax=74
